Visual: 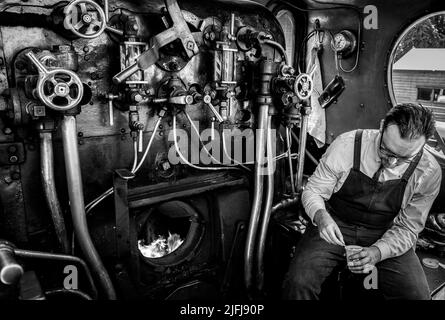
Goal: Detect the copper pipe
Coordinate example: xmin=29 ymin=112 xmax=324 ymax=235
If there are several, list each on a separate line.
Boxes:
xmin=61 ymin=115 xmax=116 ymax=300
xmin=40 ymin=132 xmax=70 ymax=253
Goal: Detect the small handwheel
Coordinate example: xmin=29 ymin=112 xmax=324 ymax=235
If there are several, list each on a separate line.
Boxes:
xmin=294 ymin=73 xmax=314 ymax=100
xmin=27 ymin=52 xmax=84 ymax=111
xmin=64 ymin=0 xmax=107 ymax=39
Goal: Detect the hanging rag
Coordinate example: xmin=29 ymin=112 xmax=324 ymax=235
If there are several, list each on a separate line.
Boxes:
xmin=306 ymin=37 xmax=326 ymax=148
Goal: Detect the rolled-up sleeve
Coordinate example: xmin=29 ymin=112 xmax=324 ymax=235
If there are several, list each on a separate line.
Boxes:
xmin=372 ymin=162 xmax=442 ymax=261
xmin=302 ymin=134 xmax=350 ymax=224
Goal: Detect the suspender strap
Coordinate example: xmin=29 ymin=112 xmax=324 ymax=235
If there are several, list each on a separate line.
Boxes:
xmin=353 ymin=130 xmax=363 ymax=171
xmin=401 ymin=149 xmax=423 ymax=181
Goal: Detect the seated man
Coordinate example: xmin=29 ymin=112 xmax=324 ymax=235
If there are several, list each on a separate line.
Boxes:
xmin=282 ymin=103 xmax=442 ymax=300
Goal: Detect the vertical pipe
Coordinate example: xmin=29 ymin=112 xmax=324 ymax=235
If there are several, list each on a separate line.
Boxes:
xmin=61 ymin=115 xmax=116 ymax=300
xmin=40 ymin=132 xmax=70 ymax=254
xmin=244 ymin=59 xmax=275 ymax=296
xmin=296 ymin=113 xmax=309 ymax=191
xmin=255 ymin=115 xmax=275 ymax=292
xmin=285 ymin=126 xmax=296 ymax=195
xmin=103 ymin=0 xmax=109 ymax=22
xmin=244 ymin=104 xmax=267 ymax=294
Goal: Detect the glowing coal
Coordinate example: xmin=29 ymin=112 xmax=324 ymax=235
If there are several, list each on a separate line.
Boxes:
xmin=138 ymin=232 xmax=184 ymax=258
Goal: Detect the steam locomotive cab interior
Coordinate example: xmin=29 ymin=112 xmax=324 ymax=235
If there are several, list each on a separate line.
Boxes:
xmin=0 ymin=0 xmax=444 ymax=301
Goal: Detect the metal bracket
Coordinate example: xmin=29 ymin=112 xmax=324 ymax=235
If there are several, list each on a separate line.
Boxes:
xmin=113 ymin=0 xmax=199 ymax=84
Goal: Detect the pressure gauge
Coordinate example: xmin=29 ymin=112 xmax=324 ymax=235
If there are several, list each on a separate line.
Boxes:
xmin=331 ymin=30 xmax=357 ymax=57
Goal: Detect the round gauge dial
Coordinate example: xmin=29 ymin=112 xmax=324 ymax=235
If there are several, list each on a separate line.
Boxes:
xmin=331 ymin=30 xmax=357 ymax=57
xmin=333 ymin=33 xmax=347 ymax=51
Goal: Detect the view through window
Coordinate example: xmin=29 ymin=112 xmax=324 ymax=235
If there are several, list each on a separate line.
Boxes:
xmin=389 ymin=13 xmax=445 ymax=126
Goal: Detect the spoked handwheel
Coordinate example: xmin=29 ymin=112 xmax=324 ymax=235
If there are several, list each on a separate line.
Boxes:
xmin=294 ymin=73 xmax=314 ymax=100
xmin=64 ymin=0 xmax=107 ymax=39
xmin=27 ymin=51 xmax=84 ymax=111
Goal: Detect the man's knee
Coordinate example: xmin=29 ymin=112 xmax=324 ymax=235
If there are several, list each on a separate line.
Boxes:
xmin=378 ymin=251 xmax=431 ymax=300
xmin=282 ymin=261 xmax=323 ymax=299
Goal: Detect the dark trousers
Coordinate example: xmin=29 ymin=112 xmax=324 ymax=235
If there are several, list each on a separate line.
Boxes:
xmin=282 ymin=217 xmax=431 ymax=300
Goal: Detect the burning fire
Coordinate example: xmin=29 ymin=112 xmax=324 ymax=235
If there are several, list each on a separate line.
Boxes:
xmin=138 ymin=232 xmax=184 ymax=258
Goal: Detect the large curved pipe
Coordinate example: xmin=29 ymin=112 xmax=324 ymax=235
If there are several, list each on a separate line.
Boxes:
xmin=244 ymin=60 xmax=276 ymax=295
xmin=40 ymin=132 xmax=70 ymax=254
xmin=244 ymin=104 xmax=268 ymax=293
xmin=61 ymin=115 xmax=116 ymax=300
xmin=255 ymin=115 xmax=275 ymax=292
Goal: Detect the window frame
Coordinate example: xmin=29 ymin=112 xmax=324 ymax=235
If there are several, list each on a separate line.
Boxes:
xmin=387 ymin=11 xmax=445 ymax=109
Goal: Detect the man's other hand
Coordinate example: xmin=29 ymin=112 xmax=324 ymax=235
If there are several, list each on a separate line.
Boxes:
xmin=314 ymin=210 xmax=345 ymax=246
xmin=348 ymin=246 xmax=382 ymax=274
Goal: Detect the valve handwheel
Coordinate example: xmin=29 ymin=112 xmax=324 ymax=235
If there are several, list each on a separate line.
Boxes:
xmin=64 ymin=0 xmax=107 ymax=39
xmin=294 ymin=73 xmax=314 ymax=100
xmin=26 ymin=51 xmax=84 ymax=111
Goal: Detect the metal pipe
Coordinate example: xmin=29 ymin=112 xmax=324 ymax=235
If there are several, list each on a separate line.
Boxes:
xmin=244 ymin=103 xmax=267 ymax=293
xmin=296 ymin=112 xmax=309 ymax=191
xmin=103 ymin=0 xmax=109 ymax=22
xmin=40 ymin=132 xmax=70 ymax=254
xmin=13 ymin=248 xmax=97 ymax=299
xmin=285 ymin=126 xmax=296 ymax=194
xmin=244 ymin=59 xmax=276 ymax=295
xmin=255 ymin=115 xmax=275 ymax=292
xmin=61 ymin=115 xmax=116 ymax=300
xmin=271 ymin=195 xmax=300 ymax=213
xmin=263 ymin=39 xmax=288 ymax=65
xmin=290 ymin=130 xmax=319 ymax=166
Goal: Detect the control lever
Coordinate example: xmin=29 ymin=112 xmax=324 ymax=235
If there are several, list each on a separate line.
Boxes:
xmin=149 ymin=95 xmax=193 ymax=106
xmin=105 ymin=93 xmax=119 ymax=126
xmin=203 ymin=95 xmax=224 ymax=123
xmin=26 ymin=51 xmax=84 ymax=111
xmin=112 ymin=0 xmax=199 ymax=84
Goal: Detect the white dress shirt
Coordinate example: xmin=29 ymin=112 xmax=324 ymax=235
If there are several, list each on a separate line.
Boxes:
xmin=301 ymin=129 xmax=442 ymax=261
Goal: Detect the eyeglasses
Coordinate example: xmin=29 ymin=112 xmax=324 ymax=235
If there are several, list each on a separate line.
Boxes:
xmin=378 ymin=136 xmax=416 ymax=164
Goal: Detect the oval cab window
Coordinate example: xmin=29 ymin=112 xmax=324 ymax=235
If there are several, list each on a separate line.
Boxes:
xmin=388 ymin=12 xmax=445 ymax=147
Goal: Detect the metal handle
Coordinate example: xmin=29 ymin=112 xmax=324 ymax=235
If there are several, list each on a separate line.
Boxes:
xmin=26 ymin=51 xmax=49 ymax=76
xmin=108 ymin=99 xmax=114 ymax=126
xmin=0 ymin=246 xmax=24 ymax=285
xmin=203 ymin=95 xmax=224 ymax=123
xmin=113 ymin=62 xmax=139 ymax=84
xmin=138 ymin=129 xmax=143 ymax=153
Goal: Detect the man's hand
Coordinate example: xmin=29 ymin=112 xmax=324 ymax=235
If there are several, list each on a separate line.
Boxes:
xmin=348 ymin=246 xmax=382 ymax=274
xmin=314 ymin=209 xmax=345 ymax=246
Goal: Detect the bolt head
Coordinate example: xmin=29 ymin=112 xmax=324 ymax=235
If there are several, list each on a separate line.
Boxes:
xmin=82 ymin=14 xmax=93 ymax=24
xmin=203 ymin=95 xmax=211 ymax=104
xmin=54 ymin=83 xmax=70 ymax=97
xmin=186 ymin=41 xmax=195 ymax=50
xmin=9 ymin=155 xmax=18 ymax=163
